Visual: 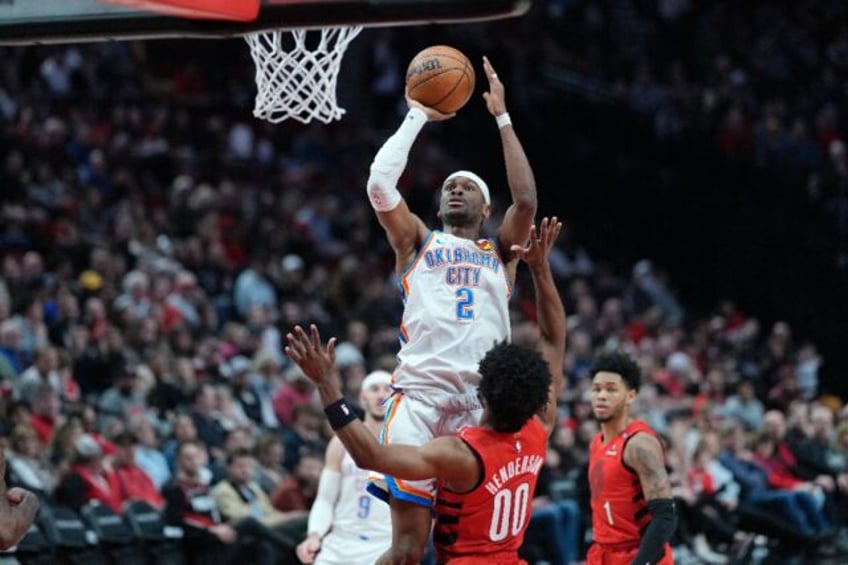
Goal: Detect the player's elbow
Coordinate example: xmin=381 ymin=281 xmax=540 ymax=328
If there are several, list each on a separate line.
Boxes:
xmin=512 ymin=192 xmax=537 ymax=216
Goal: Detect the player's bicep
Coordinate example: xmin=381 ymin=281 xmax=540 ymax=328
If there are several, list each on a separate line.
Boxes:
xmin=624 ymin=434 xmax=672 ymax=501
xmin=323 ymin=436 xmax=344 ymax=472
xmin=375 ymin=202 xmax=428 ymax=268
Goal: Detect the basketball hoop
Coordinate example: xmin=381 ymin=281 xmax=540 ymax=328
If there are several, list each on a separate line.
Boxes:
xmin=245 ymin=26 xmax=363 ymax=125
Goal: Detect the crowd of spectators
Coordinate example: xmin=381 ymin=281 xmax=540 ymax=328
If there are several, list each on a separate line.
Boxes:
xmin=0 ymin=1 xmax=847 ymax=564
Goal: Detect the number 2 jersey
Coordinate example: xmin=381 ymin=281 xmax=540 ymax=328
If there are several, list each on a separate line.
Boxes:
xmin=396 ymin=230 xmax=512 ymax=395
xmin=588 ymin=420 xmax=660 ymax=545
xmin=433 ymin=417 xmax=547 ymax=564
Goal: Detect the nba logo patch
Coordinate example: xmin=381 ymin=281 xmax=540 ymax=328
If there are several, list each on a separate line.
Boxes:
xmin=515 ymin=440 xmax=522 ymax=453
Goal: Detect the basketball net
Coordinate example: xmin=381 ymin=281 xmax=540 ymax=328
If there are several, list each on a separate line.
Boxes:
xmin=245 ymin=26 xmax=363 ymax=124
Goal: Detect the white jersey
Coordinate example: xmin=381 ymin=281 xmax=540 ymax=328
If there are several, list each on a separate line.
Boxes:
xmin=395 ymin=230 xmax=512 ymax=395
xmin=315 ymin=449 xmax=392 ymax=565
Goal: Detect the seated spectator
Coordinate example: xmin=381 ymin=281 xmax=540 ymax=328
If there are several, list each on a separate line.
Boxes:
xmin=29 ymin=383 xmax=61 ymax=446
xmin=162 ymin=439 xmax=277 ymax=565
xmin=129 ymin=413 xmax=171 ymax=489
xmin=522 ymin=460 xmax=580 ymax=565
xmin=54 ymin=433 xmax=123 ymax=513
xmin=97 ymin=361 xmax=147 ymax=422
xmin=719 ymin=422 xmax=830 ymax=541
xmin=14 ymin=345 xmax=60 ymax=405
xmin=720 ymin=380 xmax=764 ymax=432
xmin=4 ymin=424 xmax=57 ymax=499
xmin=111 ymin=431 xmax=165 ymax=509
xmin=189 ymin=383 xmax=228 ymax=456
xmin=253 ymin=433 xmax=287 ymax=495
xmin=211 ymin=448 xmax=304 ymax=559
xmin=271 ymin=449 xmax=322 ymax=513
xmin=280 ymin=404 xmax=327 ymax=472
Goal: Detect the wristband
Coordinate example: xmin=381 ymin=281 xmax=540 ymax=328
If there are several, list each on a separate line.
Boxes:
xmin=324 ymin=399 xmax=357 ymax=430
xmin=496 ymin=113 xmax=512 ymax=129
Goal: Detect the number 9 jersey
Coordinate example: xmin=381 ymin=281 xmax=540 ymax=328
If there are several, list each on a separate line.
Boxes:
xmin=433 ymin=417 xmax=547 ymax=564
xmin=396 ymin=230 xmax=512 ymax=395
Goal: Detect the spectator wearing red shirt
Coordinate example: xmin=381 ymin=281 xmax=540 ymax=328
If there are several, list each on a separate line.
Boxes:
xmin=29 ymin=383 xmax=60 ymax=445
xmin=54 ymin=434 xmax=123 ymax=513
xmin=111 ymin=431 xmax=165 ymax=510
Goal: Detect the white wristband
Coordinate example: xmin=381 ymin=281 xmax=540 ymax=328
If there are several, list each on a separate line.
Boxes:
xmin=496 ymin=113 xmax=512 ymax=129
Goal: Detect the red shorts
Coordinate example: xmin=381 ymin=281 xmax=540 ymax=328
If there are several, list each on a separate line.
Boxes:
xmin=587 ymin=542 xmax=673 ymax=565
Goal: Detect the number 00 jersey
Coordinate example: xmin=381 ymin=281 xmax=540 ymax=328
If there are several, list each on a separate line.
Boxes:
xmin=396 ymin=230 xmax=512 ymax=395
xmin=433 ymin=417 xmax=547 ymax=564
xmin=588 ymin=420 xmax=660 ymax=545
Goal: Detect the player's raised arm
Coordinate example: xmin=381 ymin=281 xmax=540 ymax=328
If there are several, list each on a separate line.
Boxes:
xmin=623 ymin=433 xmax=677 ymax=565
xmin=511 ymin=217 xmax=565 ymax=435
xmin=367 ymin=95 xmax=453 ymax=273
xmin=483 ymin=56 xmax=537 ymax=259
xmin=285 ymin=325 xmax=476 ymax=485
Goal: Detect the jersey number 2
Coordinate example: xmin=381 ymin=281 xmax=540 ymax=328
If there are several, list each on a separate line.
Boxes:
xmin=489 ymin=482 xmax=530 ymax=542
xmin=456 ymin=287 xmax=474 ymax=320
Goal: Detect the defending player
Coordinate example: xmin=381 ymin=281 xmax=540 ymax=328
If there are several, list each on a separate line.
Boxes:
xmin=587 ymin=353 xmax=677 ymax=565
xmin=296 ymin=370 xmax=393 ymax=564
xmin=366 ymin=55 xmax=537 ymax=563
xmin=287 ymin=218 xmax=564 ymax=564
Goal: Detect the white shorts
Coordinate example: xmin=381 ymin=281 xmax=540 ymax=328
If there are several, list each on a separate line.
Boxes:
xmin=367 ymin=388 xmax=482 ymax=507
xmin=314 ymin=530 xmax=391 ymax=565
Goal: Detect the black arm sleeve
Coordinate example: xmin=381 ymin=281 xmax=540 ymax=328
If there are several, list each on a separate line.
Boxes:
xmin=629 ymin=498 xmax=677 ymax=565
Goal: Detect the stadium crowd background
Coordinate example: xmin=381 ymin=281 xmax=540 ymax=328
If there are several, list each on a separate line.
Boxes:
xmin=0 ymin=0 xmax=847 ymax=563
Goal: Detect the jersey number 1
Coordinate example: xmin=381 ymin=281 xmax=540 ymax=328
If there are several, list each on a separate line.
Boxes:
xmin=456 ymin=287 xmax=474 ymax=320
xmin=489 ymin=482 xmax=530 ymax=542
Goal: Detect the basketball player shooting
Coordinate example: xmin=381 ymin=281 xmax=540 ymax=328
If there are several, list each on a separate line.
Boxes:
xmin=286 ymin=218 xmax=565 ymax=564
xmin=365 ymin=55 xmax=537 ymax=563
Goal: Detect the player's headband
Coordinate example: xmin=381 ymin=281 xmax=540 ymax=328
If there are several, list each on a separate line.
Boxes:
xmin=361 ymin=370 xmax=392 ymax=392
xmin=444 ymin=170 xmax=491 ymax=205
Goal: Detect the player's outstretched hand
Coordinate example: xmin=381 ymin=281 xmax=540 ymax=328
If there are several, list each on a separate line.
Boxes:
xmin=405 ymin=90 xmax=455 ymax=121
xmin=510 ymin=216 xmax=562 ymax=269
xmin=482 ymin=56 xmax=507 ymax=117
xmin=0 ymin=449 xmax=40 ymax=550
xmin=285 ymin=324 xmax=336 ymax=385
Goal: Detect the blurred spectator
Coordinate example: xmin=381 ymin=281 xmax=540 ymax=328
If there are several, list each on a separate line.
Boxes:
xmin=110 ymin=430 xmax=165 ymax=509
xmin=4 ymin=424 xmax=57 ymax=499
xmin=54 ymin=433 xmax=123 ymax=513
xmin=162 ymin=439 xmax=275 ymax=565
xmin=270 ymin=450 xmax=322 ymax=513
xmin=211 ymin=448 xmax=306 ymax=559
xmin=129 ymin=414 xmax=171 ymax=489
xmin=279 ymin=404 xmax=326 ymax=473
xmin=253 ymin=433 xmax=288 ymax=495
xmin=721 ymin=380 xmax=765 ymax=432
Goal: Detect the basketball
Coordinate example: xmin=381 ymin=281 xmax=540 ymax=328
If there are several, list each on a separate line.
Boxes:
xmin=405 ymin=45 xmax=475 ymax=114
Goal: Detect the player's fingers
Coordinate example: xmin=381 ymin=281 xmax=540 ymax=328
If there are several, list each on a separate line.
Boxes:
xmin=286 ymin=332 xmax=307 ymax=358
xmin=327 ymin=337 xmax=337 ymax=365
xmin=310 ymin=324 xmax=322 ymax=349
xmin=284 ymin=346 xmax=301 ymax=364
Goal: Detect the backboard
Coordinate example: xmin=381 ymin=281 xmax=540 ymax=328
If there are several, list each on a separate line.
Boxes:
xmin=0 ymin=0 xmax=532 ymax=45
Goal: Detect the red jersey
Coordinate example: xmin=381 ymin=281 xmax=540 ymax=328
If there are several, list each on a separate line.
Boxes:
xmin=433 ymin=417 xmax=547 ymax=564
xmin=588 ymin=420 xmax=661 ymax=545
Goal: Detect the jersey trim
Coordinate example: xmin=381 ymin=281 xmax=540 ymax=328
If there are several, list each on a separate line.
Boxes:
xmin=397 ymin=230 xmax=436 ymax=297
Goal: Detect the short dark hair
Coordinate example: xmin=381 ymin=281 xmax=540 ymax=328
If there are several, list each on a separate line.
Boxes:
xmin=477 ymin=342 xmax=551 ymax=433
xmin=589 ymin=352 xmax=642 ymax=390
xmin=226 ymin=447 xmax=254 ymax=466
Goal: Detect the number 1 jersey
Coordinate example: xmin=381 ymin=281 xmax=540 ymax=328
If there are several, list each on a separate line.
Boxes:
xmin=396 ymin=230 xmax=512 ymax=395
xmin=588 ymin=420 xmax=659 ymax=545
xmin=433 ymin=417 xmax=547 ymax=563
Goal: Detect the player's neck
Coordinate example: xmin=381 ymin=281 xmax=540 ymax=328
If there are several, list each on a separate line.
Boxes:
xmin=443 ymin=225 xmax=480 ymax=240
xmin=600 ymin=414 xmax=634 ymax=443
